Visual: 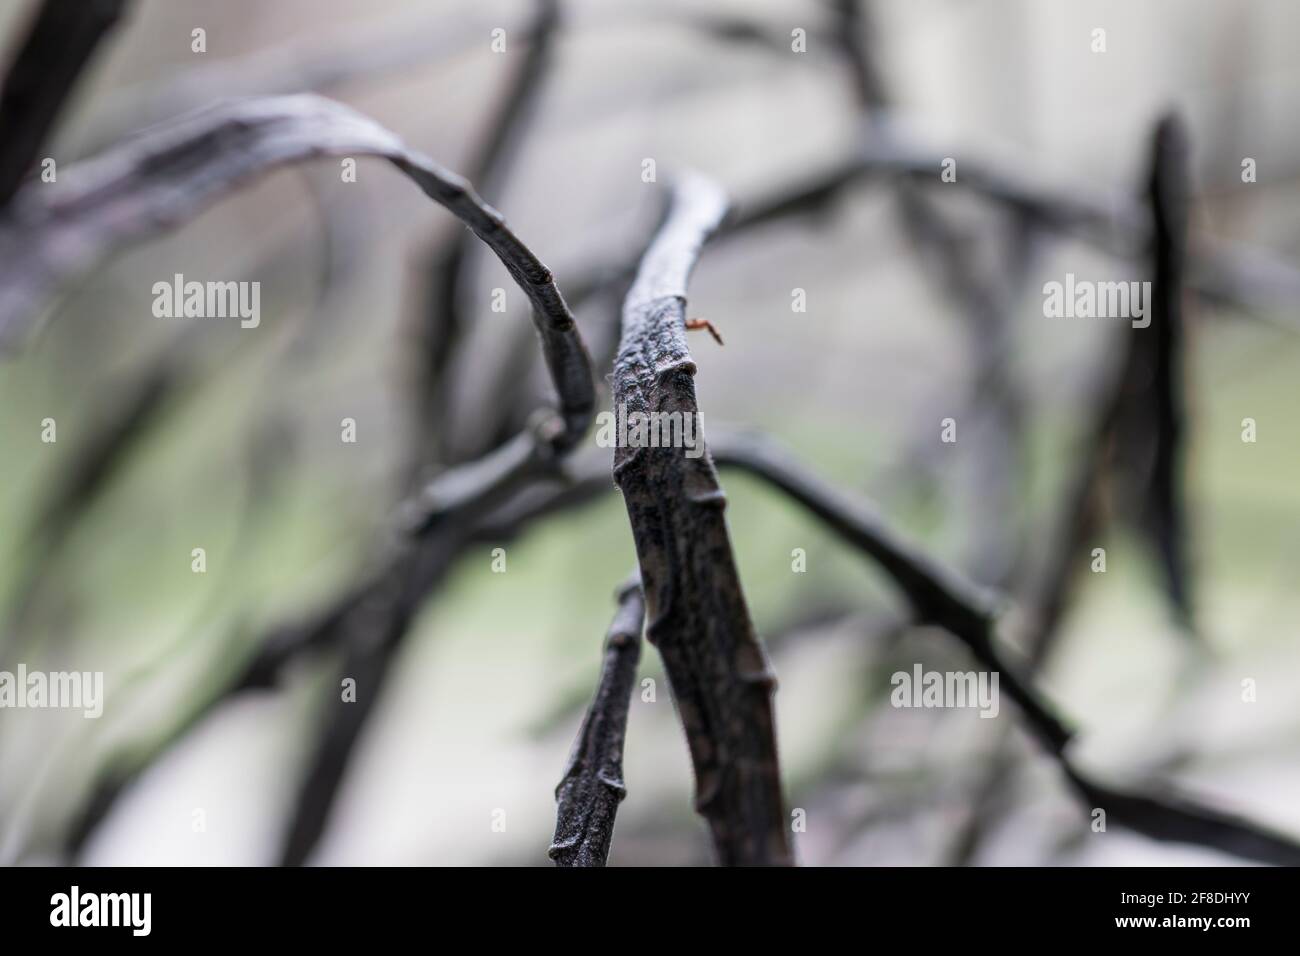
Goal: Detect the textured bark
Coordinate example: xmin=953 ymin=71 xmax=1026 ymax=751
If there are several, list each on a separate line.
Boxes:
xmin=0 ymin=93 xmax=593 ymax=450
xmin=612 ymin=173 xmax=792 ymax=866
xmin=549 ymin=576 xmax=645 ymax=867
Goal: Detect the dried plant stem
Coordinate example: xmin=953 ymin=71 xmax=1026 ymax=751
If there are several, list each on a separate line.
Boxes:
xmin=612 ymin=173 xmax=792 ymax=866
xmin=549 ymin=575 xmax=645 ymax=867
xmin=0 ymin=93 xmax=594 ymax=449
xmin=706 ymin=427 xmax=1300 ymax=865
xmin=0 ymin=0 xmax=130 ymax=205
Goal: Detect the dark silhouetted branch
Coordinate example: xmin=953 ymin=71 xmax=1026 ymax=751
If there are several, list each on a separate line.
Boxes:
xmin=45 ymin=94 xmax=603 ymax=861
xmin=0 ymin=0 xmax=130 ymax=206
xmin=61 ymin=457 xmax=615 ymax=861
xmin=833 ymin=0 xmax=1032 ymax=586
xmin=612 ymin=174 xmax=792 ymax=866
xmin=709 ymin=428 xmax=1071 ymax=753
xmin=0 ymin=93 xmax=594 ymax=450
xmin=1028 ymin=115 xmax=1198 ymax=662
xmin=1139 ymin=112 xmax=1194 ymax=623
xmin=276 ymin=426 xmax=587 ymax=865
xmin=1064 ymin=767 xmax=1300 ymax=866
xmin=705 ymin=427 xmax=1300 ymax=865
xmin=415 ymin=0 xmax=561 ymax=468
xmin=549 ymin=575 xmax=644 ymax=867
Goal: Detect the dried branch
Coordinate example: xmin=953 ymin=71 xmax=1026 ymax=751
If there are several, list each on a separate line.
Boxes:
xmin=258 ymin=442 xmax=610 ymax=864
xmin=276 ymin=424 xmax=575 ymax=866
xmin=705 ymin=427 xmax=1300 ymax=865
xmin=569 ymin=122 xmax=1298 ymax=327
xmin=0 ymin=0 xmax=130 ymax=206
xmin=1137 ymin=112 xmax=1194 ymax=622
xmin=709 ymin=428 xmax=1071 ymax=753
xmin=415 ymin=0 xmax=561 ymax=467
xmin=1025 ymin=117 xmax=1197 ymax=663
xmin=549 ymin=575 xmax=644 ymax=867
xmin=0 ymin=93 xmax=594 ymax=449
xmin=35 ymin=94 xmax=601 ymax=862
xmin=945 ymin=116 xmax=1198 ymax=863
xmin=612 ymin=173 xmax=792 ymax=866
xmin=64 ymin=447 xmax=614 ymax=863
xmin=255 ymin=413 xmax=612 ymax=865
xmin=833 ymin=0 xmax=1033 ymax=585
xmin=1063 ymin=767 xmax=1300 ymax=866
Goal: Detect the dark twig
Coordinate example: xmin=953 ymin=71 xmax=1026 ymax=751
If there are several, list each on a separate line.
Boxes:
xmin=947 ymin=116 xmax=1198 ymax=864
xmin=0 ymin=93 xmax=594 ymax=451
xmin=709 ymin=428 xmax=1071 ymax=753
xmin=0 ymin=0 xmax=130 ymax=206
xmin=1028 ymin=114 xmax=1197 ymax=661
xmin=612 ymin=174 xmax=792 ymax=866
xmin=705 ymin=427 xmax=1300 ymax=865
xmin=1064 ymin=767 xmax=1300 ymax=866
xmin=34 ymin=94 xmax=598 ymax=862
xmin=61 ymin=456 xmax=617 ymax=861
xmin=277 ymin=422 xmax=581 ymax=865
xmin=1137 ymin=113 xmax=1194 ymax=622
xmin=834 ymin=0 xmax=1033 ymax=586
xmin=549 ymin=575 xmax=645 ymax=867
xmin=416 ymin=0 xmax=561 ymax=467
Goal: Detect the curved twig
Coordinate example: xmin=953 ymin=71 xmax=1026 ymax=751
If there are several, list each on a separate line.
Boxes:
xmin=0 ymin=93 xmax=594 ymax=449
xmin=415 ymin=0 xmax=561 ymax=467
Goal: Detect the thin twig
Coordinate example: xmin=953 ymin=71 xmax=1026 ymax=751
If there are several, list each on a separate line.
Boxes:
xmin=710 ymin=428 xmax=1071 ymax=752
xmin=0 ymin=93 xmax=594 ymax=450
xmin=415 ymin=0 xmax=561 ymax=468
xmin=568 ymin=129 xmax=1298 ymax=326
xmin=706 ymin=426 xmax=1300 ymax=865
xmin=549 ymin=574 xmax=644 ymax=867
xmin=0 ymin=0 xmax=130 ymax=206
xmin=834 ymin=0 xmax=1033 ymax=586
xmin=1137 ymin=112 xmax=1194 ymax=622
